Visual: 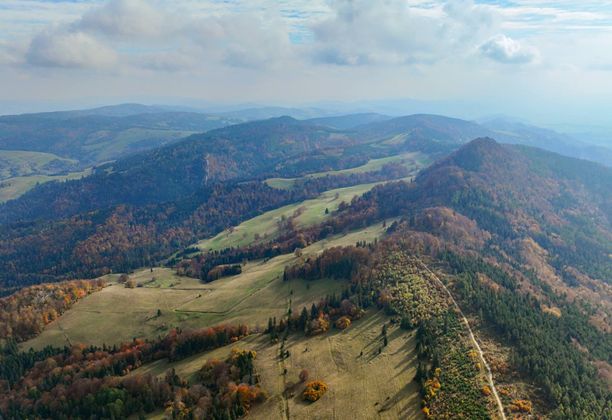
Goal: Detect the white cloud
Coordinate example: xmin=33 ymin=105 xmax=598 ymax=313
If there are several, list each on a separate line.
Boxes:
xmin=309 ymin=0 xmax=496 ymax=65
xmin=26 ymin=28 xmax=118 ymax=68
xmin=479 ymin=34 xmax=540 ymax=64
xmin=77 ymin=0 xmax=174 ymax=39
xmin=15 ymin=0 xmax=292 ymax=71
xmin=187 ymin=12 xmax=293 ymax=69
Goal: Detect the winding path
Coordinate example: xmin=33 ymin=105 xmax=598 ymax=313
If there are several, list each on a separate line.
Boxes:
xmin=415 ymin=258 xmax=507 ymax=420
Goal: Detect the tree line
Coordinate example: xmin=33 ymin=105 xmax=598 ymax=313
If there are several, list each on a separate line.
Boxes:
xmin=0 ymin=323 xmax=253 ymax=418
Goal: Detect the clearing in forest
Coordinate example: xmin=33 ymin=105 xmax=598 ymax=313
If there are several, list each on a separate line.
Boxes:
xmin=197 ymin=181 xmax=383 ymax=251
xmin=23 ymin=224 xmax=389 ymax=350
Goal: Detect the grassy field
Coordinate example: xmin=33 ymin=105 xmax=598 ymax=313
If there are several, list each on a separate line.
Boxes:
xmin=24 ymin=223 xmax=389 ymax=350
xmin=0 ymin=150 xmax=78 ymax=179
xmin=138 ymin=310 xmax=422 ymax=420
xmin=197 ymin=182 xmax=384 ymax=251
xmin=0 ymin=168 xmax=92 ymax=203
xmin=20 ymin=207 xmax=420 ymax=418
xmin=265 ymin=151 xmax=425 ymax=190
xmin=81 ymin=128 xmax=195 ymax=162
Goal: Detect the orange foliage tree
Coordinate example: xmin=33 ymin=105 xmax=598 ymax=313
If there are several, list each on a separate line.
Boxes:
xmin=0 ymin=278 xmax=106 ymax=342
xmin=335 ymin=316 xmax=351 ymax=330
xmin=303 ymin=380 xmax=328 ymax=402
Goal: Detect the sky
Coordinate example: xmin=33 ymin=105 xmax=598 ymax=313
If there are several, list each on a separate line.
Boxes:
xmin=1 ymin=0 xmax=612 ymax=128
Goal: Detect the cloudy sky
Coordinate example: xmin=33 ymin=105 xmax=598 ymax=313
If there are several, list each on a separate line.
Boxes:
xmin=1 ymin=0 xmax=612 ymax=126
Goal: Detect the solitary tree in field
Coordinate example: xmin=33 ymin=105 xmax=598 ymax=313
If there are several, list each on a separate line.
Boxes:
xmin=303 ymin=380 xmax=328 ymax=402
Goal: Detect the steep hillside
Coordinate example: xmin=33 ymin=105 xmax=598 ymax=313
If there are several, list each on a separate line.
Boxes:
xmin=342 ymin=138 xmax=611 ymax=283
xmin=416 ymin=139 xmax=611 ymax=279
xmin=0 ymin=163 xmax=412 ymax=290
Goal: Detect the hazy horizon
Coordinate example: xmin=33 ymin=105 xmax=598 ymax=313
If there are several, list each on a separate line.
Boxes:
xmin=1 ymin=1 xmax=612 ymax=131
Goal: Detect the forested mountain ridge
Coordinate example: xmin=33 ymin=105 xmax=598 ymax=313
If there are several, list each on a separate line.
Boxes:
xmin=0 ymin=113 xmax=436 ymax=290
xmin=328 ymin=138 xmax=611 ymax=324
xmin=0 ymin=113 xmax=521 ymax=224
xmin=351 ymin=113 xmax=612 ymax=166
xmin=417 ymin=138 xmax=612 ymax=273
xmin=355 ymin=114 xmax=493 ymax=144
xmin=0 ymin=117 xmax=362 ymax=224
xmin=0 ymin=162 xmax=413 ymax=289
xmin=416 ymin=137 xmax=611 ymax=226
xmin=164 ymin=137 xmax=611 ymax=418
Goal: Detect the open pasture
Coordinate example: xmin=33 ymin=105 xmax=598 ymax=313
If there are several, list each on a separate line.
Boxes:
xmin=265 ymin=151 xmax=426 ymax=190
xmin=197 ymin=182 xmax=384 ymax=251
xmin=23 ymin=223 xmax=388 ymax=350
xmin=139 ymin=310 xmax=422 ymax=420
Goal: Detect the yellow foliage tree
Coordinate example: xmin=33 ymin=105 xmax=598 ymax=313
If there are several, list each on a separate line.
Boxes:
xmin=335 ymin=316 xmax=351 ymax=330
xmin=510 ymin=399 xmax=532 ymax=413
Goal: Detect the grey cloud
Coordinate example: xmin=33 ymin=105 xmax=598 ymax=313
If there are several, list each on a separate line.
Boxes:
xmin=310 ymin=0 xmax=497 ymax=66
xmin=21 ymin=0 xmax=291 ymax=71
xmin=26 ymin=29 xmax=118 ymax=68
xmin=133 ymin=50 xmax=199 ymax=72
xmin=77 ymin=0 xmax=173 ymax=39
xmin=0 ymin=40 xmax=23 ymax=66
xmin=188 ymin=13 xmax=292 ymax=69
xmin=479 ymin=34 xmax=539 ymax=64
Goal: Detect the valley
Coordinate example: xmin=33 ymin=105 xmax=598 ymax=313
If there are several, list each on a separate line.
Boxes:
xmin=0 ymin=110 xmax=610 ymax=420
xmin=2 ymin=0 xmax=612 ymax=418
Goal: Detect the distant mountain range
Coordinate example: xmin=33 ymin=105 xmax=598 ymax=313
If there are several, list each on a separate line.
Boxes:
xmin=0 ymin=109 xmax=240 ymax=168
xmin=0 ymin=117 xmax=358 ymax=224
xmin=3 ymin=111 xmax=612 ymax=223
xmin=1 ymin=103 xmax=610 ymax=174
xmin=480 ymin=117 xmax=612 ymax=167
